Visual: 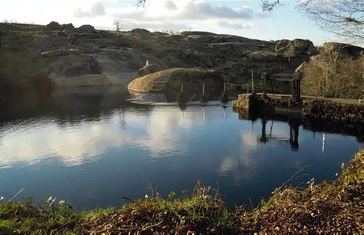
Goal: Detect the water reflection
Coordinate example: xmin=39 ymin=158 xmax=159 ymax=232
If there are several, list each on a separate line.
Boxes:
xmin=238 ymin=111 xmax=364 ymax=148
xmin=257 ymin=117 xmax=301 ymax=150
xmin=1 ymin=102 xmax=233 ymax=168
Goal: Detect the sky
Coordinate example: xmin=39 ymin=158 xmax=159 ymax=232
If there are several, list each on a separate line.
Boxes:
xmin=0 ymin=0 xmax=354 ymax=46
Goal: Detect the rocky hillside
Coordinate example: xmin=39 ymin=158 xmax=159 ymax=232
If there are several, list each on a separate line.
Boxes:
xmin=0 ymin=22 xmax=316 ymax=87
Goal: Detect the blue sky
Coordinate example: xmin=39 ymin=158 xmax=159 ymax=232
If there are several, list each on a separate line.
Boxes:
xmin=0 ymin=0 xmax=352 ymax=46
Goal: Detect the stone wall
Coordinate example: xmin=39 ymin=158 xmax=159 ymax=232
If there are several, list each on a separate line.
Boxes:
xmin=302 ymin=100 xmax=364 ymax=123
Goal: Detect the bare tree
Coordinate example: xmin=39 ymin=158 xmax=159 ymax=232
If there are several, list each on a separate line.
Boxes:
xmin=137 ymin=0 xmax=146 ymax=7
xmin=262 ymin=0 xmax=364 ymax=40
xmin=114 ymin=20 xmax=121 ymax=36
xmin=262 ymin=0 xmax=280 ymax=11
xmin=301 ymin=50 xmax=364 ymax=98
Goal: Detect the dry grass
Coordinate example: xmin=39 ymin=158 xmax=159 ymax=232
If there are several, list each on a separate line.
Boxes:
xmin=234 ymin=150 xmax=364 ymax=233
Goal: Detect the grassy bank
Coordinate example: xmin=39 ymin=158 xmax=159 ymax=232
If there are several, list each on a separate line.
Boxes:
xmin=1 ymin=150 xmax=363 ymax=234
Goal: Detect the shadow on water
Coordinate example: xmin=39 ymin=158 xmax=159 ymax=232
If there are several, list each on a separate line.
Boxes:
xmin=0 ymin=86 xmax=153 ymax=125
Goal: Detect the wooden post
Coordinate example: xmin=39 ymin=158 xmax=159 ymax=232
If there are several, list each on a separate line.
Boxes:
xmin=298 ymin=80 xmax=301 ymax=99
xmin=202 ymin=82 xmax=205 ymax=95
xmin=262 ymin=73 xmax=266 ymax=93
xmin=181 ymin=82 xmax=184 ymax=93
xmin=251 ymin=70 xmax=255 ymax=93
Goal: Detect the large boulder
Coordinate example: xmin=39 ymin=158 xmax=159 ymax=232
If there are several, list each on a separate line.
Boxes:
xmin=75 ymin=25 xmax=96 ymax=34
xmin=322 ymin=42 xmax=363 ymax=58
xmin=290 ymin=39 xmax=316 ymax=56
xmin=274 ymin=39 xmax=316 ymax=57
xmin=61 ymin=23 xmax=75 ymax=32
xmin=46 ymin=21 xmax=61 ymax=31
xmin=131 ymin=28 xmax=152 ymax=36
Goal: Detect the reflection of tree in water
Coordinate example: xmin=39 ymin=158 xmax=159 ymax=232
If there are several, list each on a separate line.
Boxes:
xmin=257 ymin=116 xmax=301 ymax=151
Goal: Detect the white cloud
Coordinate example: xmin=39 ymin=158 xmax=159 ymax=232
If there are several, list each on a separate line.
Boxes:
xmin=175 ymin=1 xmax=254 ymax=20
xmin=216 ymin=20 xmax=253 ymax=30
xmin=165 ymin=1 xmax=178 ymax=10
xmin=75 ymin=2 xmax=105 ymax=18
xmin=112 ymin=0 xmax=259 ymax=32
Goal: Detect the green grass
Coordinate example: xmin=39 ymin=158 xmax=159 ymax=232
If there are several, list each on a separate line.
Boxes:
xmin=0 ymin=198 xmax=79 ymax=234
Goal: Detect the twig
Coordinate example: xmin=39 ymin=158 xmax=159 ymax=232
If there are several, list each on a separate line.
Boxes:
xmin=278 ymin=167 xmax=308 ymax=190
xmin=121 ymin=196 xmax=134 ymax=203
xmin=141 ymin=220 xmax=164 ymax=231
xmin=7 ymin=187 xmax=25 ymax=202
xmin=248 ymin=197 xmax=254 ymax=210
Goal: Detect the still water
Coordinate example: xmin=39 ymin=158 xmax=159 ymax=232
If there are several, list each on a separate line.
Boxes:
xmin=0 ymin=87 xmax=362 ymax=210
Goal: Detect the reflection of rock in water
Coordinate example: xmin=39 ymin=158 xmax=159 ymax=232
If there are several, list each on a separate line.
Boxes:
xmin=288 ymin=117 xmax=301 ymax=150
xmin=131 ymin=93 xmax=168 ymax=103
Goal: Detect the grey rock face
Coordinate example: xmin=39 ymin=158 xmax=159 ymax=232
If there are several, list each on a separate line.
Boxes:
xmin=290 ymin=39 xmax=316 ymax=56
xmin=49 ymin=54 xmax=101 ymax=77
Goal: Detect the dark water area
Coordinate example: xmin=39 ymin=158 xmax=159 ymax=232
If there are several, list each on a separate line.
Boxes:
xmin=0 ymin=86 xmax=362 ymax=210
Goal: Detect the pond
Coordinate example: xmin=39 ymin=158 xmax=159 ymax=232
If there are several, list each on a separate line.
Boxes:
xmin=0 ymin=87 xmax=362 ymax=210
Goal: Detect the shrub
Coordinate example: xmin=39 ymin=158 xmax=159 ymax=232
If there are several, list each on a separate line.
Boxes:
xmin=301 ymin=51 xmax=363 ymax=99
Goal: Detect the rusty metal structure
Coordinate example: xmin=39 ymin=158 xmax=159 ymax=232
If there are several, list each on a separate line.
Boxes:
xmin=262 ymin=72 xmax=302 ymax=99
